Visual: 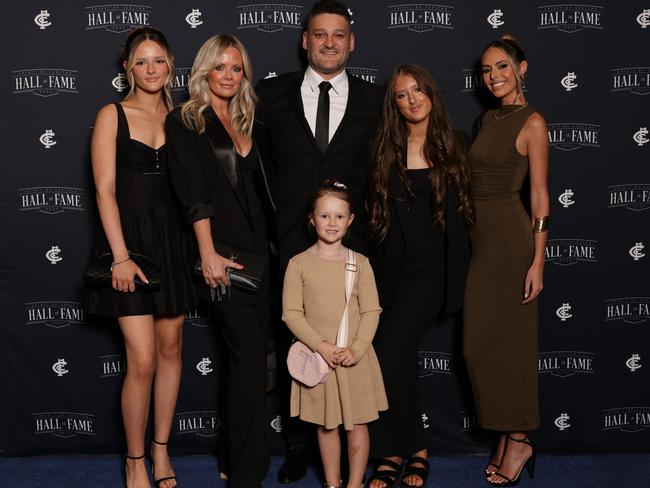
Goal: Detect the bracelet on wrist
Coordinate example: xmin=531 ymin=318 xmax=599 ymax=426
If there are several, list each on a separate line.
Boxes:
xmin=533 ymin=216 xmax=549 ymax=233
xmin=110 ymin=256 xmax=131 ymax=271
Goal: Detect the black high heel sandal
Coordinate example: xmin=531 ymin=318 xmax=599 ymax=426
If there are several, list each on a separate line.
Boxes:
xmin=400 ymin=456 xmax=429 ymax=487
xmin=485 ymin=434 xmax=504 ymax=477
xmin=124 ymin=453 xmax=145 ymax=487
xmin=367 ymin=458 xmax=403 ymax=488
xmin=150 ymin=439 xmax=177 ymax=488
xmin=487 ymin=434 xmax=536 ymax=487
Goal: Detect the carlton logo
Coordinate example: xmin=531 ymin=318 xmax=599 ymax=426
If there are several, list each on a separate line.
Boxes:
xmin=171 ymin=67 xmax=191 ymax=93
xmin=561 ymin=72 xmax=578 ymax=91
xmin=610 ymin=67 xmax=650 ymax=95
xmin=236 ymin=4 xmax=303 ymax=33
xmin=39 ymin=129 xmax=56 ymax=149
xmin=460 ymin=410 xmax=478 ymax=432
xmin=52 ymin=358 xmax=69 ymax=377
xmin=545 ymin=239 xmax=597 ymax=266
xmin=602 ymin=407 xmax=650 ymax=433
xmin=386 ymin=4 xmax=454 ymax=32
xmin=348 ymin=67 xmax=379 ymax=84
xmin=270 ymin=415 xmax=283 ymax=433
xmin=626 ymin=354 xmax=642 ymax=372
xmin=547 ymin=123 xmax=599 ymax=151
xmin=556 ymin=303 xmax=572 ymax=321
xmin=25 ymin=301 xmax=84 ymax=328
xmin=537 ymin=4 xmax=603 ymax=33
xmin=558 ymin=188 xmax=575 ymax=208
xmin=605 ymin=297 xmax=650 ymax=325
xmin=185 ymin=9 xmax=202 ymax=28
xmin=34 ymin=412 xmax=95 ymax=438
xmin=85 ymin=4 xmax=151 ymax=33
xmin=629 ymin=242 xmax=645 ymax=261
xmin=46 ymin=245 xmax=63 ymax=265
xmin=633 ymin=127 xmax=649 ymax=146
xmin=554 ymin=413 xmax=571 ymax=431
xmin=462 ymin=68 xmax=483 ymax=92
xmin=538 ymin=351 xmax=594 ymax=377
xmin=418 ymin=351 xmax=452 ymax=377
xmin=196 ymin=357 xmax=213 ymax=376
xmin=13 ymin=69 xmax=78 ymax=97
xmin=176 ymin=411 xmax=221 ymax=437
xmin=487 ymin=9 xmax=504 ymax=29
xmin=608 ymin=184 xmax=650 ymax=211
xmin=100 ymin=354 xmax=127 ymax=377
xmin=18 ymin=187 xmax=84 ymax=214
xmin=185 ymin=306 xmax=211 ymax=327
xmin=112 ymin=73 xmax=128 ymax=92
xmin=638 ymin=9 xmax=650 ymax=28
xmin=34 ymin=10 xmax=52 ymax=29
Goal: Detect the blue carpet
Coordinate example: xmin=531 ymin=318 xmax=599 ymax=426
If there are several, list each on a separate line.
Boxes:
xmin=1 ymin=454 xmax=649 ymax=487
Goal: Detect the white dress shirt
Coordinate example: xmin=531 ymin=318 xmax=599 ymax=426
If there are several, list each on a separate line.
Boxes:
xmin=301 ymin=66 xmax=349 ymax=143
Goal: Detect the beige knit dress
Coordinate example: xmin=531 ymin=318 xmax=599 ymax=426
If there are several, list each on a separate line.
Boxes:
xmin=282 ymin=248 xmax=388 ymax=430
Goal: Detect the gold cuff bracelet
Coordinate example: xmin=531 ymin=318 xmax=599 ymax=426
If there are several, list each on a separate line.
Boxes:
xmin=533 ymin=216 xmax=549 ymax=233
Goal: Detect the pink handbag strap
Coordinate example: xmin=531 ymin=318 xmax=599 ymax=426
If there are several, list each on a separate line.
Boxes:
xmin=335 ymin=249 xmax=357 ymax=348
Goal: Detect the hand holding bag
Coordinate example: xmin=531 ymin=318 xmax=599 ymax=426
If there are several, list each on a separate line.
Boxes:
xmin=287 ymin=249 xmax=357 ymax=387
xmin=85 ymin=252 xmax=162 ymax=291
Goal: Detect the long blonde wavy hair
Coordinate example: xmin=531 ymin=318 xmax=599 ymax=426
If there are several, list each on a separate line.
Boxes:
xmin=181 ymin=34 xmax=257 ymax=136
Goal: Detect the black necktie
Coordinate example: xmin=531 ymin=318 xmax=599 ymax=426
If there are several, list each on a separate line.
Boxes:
xmin=315 ymin=81 xmax=332 ymax=154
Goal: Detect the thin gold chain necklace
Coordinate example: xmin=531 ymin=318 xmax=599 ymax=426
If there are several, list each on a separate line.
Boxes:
xmin=494 ymin=102 xmax=529 ymax=120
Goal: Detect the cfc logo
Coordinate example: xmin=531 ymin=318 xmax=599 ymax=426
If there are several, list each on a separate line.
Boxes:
xmin=112 ymin=73 xmax=128 ymax=92
xmin=626 ymin=354 xmax=642 ymax=372
xmin=270 ymin=415 xmax=283 ymax=432
xmin=629 ymin=242 xmax=645 ymax=261
xmin=561 ymin=72 xmax=578 ymax=91
xmin=556 ymin=303 xmax=572 ymax=321
xmin=638 ymin=9 xmax=650 ymax=28
xmin=558 ymin=189 xmax=575 ymax=208
xmin=186 ymin=9 xmax=203 ymax=28
xmin=34 ymin=10 xmax=52 ymax=29
xmin=555 ymin=413 xmax=571 ymax=431
xmin=196 ymin=357 xmax=213 ymax=376
xmin=633 ymin=127 xmax=648 ymax=146
xmin=52 ymin=358 xmax=69 ymax=377
xmin=39 ymin=129 xmax=56 ymax=149
xmin=46 ymin=246 xmax=63 ymax=264
xmin=487 ymin=9 xmax=504 ymax=29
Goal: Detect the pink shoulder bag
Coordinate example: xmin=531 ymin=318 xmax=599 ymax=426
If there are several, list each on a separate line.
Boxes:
xmin=286 ymin=249 xmax=357 ymax=387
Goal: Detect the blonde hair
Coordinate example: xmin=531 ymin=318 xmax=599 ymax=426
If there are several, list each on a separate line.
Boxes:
xmin=122 ymin=27 xmax=175 ymax=109
xmin=181 ymin=34 xmax=257 ymax=135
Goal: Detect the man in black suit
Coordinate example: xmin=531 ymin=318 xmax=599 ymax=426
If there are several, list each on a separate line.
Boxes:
xmin=256 ymin=0 xmax=383 ymax=483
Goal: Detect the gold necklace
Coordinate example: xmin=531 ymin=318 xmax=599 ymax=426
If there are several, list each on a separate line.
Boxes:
xmin=494 ymin=102 xmax=529 ymax=120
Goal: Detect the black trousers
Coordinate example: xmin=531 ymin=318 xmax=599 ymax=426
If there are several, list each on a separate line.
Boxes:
xmin=369 ymin=262 xmax=445 ymax=459
xmin=214 ymin=301 xmax=269 ymax=487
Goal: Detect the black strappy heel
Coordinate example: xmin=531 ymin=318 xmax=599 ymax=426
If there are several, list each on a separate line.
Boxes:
xmin=124 ymin=453 xmax=145 ymax=487
xmin=151 ymin=439 xmax=177 ymax=487
xmin=487 ymin=434 xmax=536 ymax=486
xmin=367 ymin=458 xmax=403 ymax=488
xmin=401 ymin=456 xmax=429 ymax=487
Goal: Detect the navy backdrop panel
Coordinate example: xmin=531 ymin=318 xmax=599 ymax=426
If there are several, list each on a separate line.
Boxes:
xmin=1 ymin=0 xmax=649 ymax=455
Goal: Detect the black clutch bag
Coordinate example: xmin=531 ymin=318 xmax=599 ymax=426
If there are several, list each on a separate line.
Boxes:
xmin=86 ymin=252 xmax=162 ymax=291
xmin=194 ymin=240 xmax=266 ymax=292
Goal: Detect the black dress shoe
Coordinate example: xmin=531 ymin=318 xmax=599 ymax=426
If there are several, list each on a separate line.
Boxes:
xmin=277 ymin=446 xmax=309 ymax=483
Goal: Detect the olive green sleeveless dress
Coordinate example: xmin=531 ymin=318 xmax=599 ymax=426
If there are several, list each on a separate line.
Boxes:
xmin=463 ymin=104 xmax=540 ymax=431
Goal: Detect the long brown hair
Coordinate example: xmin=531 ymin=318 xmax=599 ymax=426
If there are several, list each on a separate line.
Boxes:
xmin=367 ymin=64 xmax=474 ymax=242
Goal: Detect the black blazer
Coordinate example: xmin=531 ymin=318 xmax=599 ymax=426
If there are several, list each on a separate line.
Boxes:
xmin=373 ymin=169 xmax=470 ymax=315
xmin=256 ymin=70 xmax=384 ymax=267
xmin=165 ymin=106 xmax=275 ymax=304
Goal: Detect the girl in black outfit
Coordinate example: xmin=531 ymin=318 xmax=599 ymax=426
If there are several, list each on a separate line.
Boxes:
xmin=165 ymin=34 xmax=275 ymax=488
xmin=366 ymin=64 xmax=474 ymax=488
xmin=86 ymin=28 xmax=196 ymax=488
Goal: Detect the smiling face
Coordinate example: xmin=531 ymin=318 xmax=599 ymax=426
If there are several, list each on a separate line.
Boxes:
xmin=208 ymin=46 xmax=244 ymax=103
xmin=125 ymin=39 xmax=170 ymax=94
xmin=309 ymin=193 xmax=354 ymax=245
xmin=302 ymin=13 xmax=354 ymax=79
xmin=394 ymin=73 xmax=432 ymax=125
xmin=481 ymin=46 xmax=528 ymax=104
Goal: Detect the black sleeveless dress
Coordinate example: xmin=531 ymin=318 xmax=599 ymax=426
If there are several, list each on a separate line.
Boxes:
xmin=85 ymin=103 xmax=197 ymax=317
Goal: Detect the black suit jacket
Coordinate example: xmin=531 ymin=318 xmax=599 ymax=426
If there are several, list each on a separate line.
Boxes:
xmin=373 ymin=169 xmax=471 ymax=315
xmin=165 ymin=106 xmax=275 ymax=304
xmin=256 ymin=70 xmax=384 ymax=268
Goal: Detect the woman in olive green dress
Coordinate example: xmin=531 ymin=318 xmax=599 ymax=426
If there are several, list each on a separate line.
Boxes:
xmin=463 ymin=35 xmax=549 ymax=486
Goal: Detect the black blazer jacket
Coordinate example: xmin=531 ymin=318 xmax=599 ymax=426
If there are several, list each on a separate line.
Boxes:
xmin=165 ymin=106 xmax=275 ymax=304
xmin=256 ymin=70 xmax=384 ymax=267
xmin=373 ymin=169 xmax=471 ymax=315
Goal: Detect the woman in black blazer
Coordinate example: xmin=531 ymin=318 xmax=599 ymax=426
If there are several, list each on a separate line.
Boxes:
xmin=166 ymin=34 xmax=274 ymax=488
xmin=365 ymin=65 xmax=474 ymax=488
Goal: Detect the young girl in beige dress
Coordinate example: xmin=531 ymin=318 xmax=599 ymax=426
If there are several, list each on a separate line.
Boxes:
xmin=282 ymin=180 xmax=388 ymax=488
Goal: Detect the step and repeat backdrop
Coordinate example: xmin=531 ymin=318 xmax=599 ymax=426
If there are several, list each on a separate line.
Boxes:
xmin=1 ymin=0 xmax=648 ymax=456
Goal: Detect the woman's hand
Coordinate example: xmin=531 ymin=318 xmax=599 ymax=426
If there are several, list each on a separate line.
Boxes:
xmin=199 ymin=250 xmax=244 ymax=289
xmin=335 ymin=347 xmax=357 ymax=367
xmin=522 ymin=261 xmax=544 ymax=304
xmin=316 ymin=341 xmax=340 ymax=369
xmin=112 ymin=258 xmax=148 ymax=293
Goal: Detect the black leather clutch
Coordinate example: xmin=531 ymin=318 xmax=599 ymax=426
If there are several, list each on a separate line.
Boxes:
xmin=194 ymin=240 xmax=266 ymax=292
xmin=86 ymin=252 xmax=162 ymax=291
